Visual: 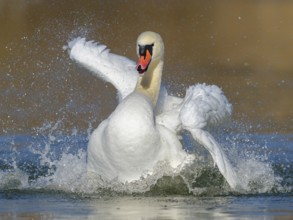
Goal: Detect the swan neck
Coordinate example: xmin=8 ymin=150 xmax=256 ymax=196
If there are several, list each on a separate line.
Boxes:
xmin=136 ymin=60 xmax=163 ymax=107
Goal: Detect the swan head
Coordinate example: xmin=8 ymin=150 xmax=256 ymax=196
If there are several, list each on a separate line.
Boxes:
xmin=136 ymin=31 xmax=164 ymax=75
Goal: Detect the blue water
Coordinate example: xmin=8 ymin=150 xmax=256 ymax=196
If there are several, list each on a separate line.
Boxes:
xmin=0 ymin=126 xmax=292 ymax=219
xmin=0 ymin=132 xmax=292 ymax=193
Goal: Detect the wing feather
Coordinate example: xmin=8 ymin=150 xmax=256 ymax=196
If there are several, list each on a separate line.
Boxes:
xmin=68 ymin=37 xmax=138 ymax=100
xmin=179 ymin=83 xmax=232 ymax=129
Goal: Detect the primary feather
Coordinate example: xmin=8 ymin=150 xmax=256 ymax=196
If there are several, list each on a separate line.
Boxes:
xmin=68 ymin=37 xmax=138 ymax=100
xmin=180 ymin=83 xmax=232 ymax=129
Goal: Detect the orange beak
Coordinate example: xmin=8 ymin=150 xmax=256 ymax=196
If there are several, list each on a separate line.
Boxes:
xmin=136 ymin=49 xmax=152 ymax=75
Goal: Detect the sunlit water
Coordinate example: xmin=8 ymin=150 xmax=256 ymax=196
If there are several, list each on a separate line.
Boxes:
xmin=0 ymin=0 xmax=292 ymax=219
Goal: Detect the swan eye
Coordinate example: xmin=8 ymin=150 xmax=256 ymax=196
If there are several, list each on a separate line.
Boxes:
xmin=138 ymin=44 xmax=154 ymax=58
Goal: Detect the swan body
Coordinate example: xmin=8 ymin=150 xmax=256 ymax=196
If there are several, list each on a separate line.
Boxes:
xmin=88 ymin=92 xmax=190 ymax=182
xmin=67 ymin=32 xmax=241 ymax=189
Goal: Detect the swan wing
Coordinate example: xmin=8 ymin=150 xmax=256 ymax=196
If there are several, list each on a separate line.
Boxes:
xmin=187 ymin=128 xmax=241 ymax=189
xmin=157 ymin=83 xmax=240 ymax=189
xmin=67 ymin=37 xmax=138 ymax=100
xmin=179 ymin=83 xmax=232 ymax=129
xmin=179 ymin=84 xmax=241 ymax=189
xmin=157 ymin=83 xmax=232 ymax=132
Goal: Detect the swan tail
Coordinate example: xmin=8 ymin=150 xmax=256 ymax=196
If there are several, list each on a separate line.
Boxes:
xmin=179 ymin=84 xmax=232 ymax=129
xmin=66 ymin=37 xmax=138 ymax=100
xmin=187 ymin=128 xmax=242 ymax=190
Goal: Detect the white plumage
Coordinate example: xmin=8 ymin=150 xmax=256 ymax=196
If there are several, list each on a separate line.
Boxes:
xmin=180 ymin=84 xmax=232 ymax=129
xmin=68 ymin=37 xmax=137 ymax=100
xmin=67 ymin=32 xmax=241 ymax=190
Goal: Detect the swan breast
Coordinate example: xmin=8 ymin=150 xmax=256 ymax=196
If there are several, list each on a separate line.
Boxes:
xmin=103 ymin=92 xmax=160 ymax=162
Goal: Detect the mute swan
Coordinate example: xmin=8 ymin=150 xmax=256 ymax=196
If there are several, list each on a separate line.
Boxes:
xmin=67 ymin=31 xmax=241 ymax=190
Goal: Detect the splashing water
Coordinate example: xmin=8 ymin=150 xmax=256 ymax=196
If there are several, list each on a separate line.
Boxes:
xmin=0 ymin=120 xmax=291 ymax=197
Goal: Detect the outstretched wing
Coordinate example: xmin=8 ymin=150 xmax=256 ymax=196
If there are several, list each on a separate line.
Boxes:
xmin=67 ymin=37 xmax=138 ymax=101
xmin=179 ymin=84 xmax=232 ymax=129
xmin=157 ymin=83 xmax=232 ymax=132
xmin=180 ymin=84 xmax=242 ymax=189
xmin=157 ymin=84 xmax=241 ymax=190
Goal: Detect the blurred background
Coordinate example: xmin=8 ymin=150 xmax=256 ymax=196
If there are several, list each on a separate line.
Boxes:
xmin=0 ymin=0 xmax=292 ymax=134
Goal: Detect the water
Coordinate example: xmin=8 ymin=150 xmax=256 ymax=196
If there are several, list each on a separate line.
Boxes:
xmin=0 ymin=130 xmax=292 ymax=219
xmin=0 ymin=195 xmax=292 ymax=219
xmin=0 ymin=0 xmax=292 ymax=219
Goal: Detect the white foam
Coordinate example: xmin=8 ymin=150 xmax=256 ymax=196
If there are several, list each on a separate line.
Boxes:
xmin=0 ymin=122 xmax=283 ymax=195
